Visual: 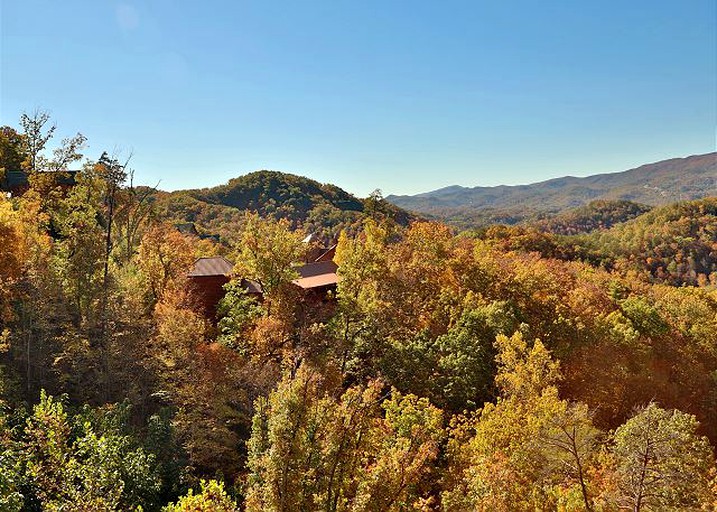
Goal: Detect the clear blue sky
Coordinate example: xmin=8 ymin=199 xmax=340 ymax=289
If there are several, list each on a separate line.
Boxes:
xmin=1 ymin=1 xmax=715 ymax=197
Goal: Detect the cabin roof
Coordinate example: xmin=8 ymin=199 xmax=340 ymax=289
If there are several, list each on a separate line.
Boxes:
xmin=188 ymin=255 xmax=338 ymax=290
xmin=1 ymin=170 xmax=79 ymax=192
xmin=302 ymin=232 xmax=319 ymax=244
xmin=175 ymin=222 xmax=199 ymax=236
xmin=2 ymin=170 xmax=28 ymax=189
xmin=188 ymin=256 xmax=234 ymax=277
xmin=242 ymin=278 xmax=263 ymax=294
xmin=0 ymin=169 xmax=79 ymax=192
xmin=293 ymin=260 xmax=339 ymax=289
xmin=315 ymin=244 xmax=337 ymax=262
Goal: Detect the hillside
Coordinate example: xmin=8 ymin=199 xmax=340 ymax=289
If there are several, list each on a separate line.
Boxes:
xmin=387 ymin=153 xmax=717 ymax=229
xmin=532 ymin=199 xmax=653 ymax=235
xmin=472 ymin=197 xmax=717 ymax=287
xmin=585 ymin=197 xmax=717 ymax=286
xmin=149 ymin=170 xmax=414 ymax=242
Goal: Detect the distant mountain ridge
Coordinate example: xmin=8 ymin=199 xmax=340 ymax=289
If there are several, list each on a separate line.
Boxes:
xmin=386 ymin=153 xmax=717 ymax=227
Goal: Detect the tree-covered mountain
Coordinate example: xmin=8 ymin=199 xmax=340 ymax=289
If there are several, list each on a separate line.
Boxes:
xmin=149 ymin=171 xmax=414 ymax=243
xmin=585 ymin=198 xmax=717 ymax=286
xmin=532 ymin=199 xmax=653 ymax=235
xmin=387 ymin=152 xmax=717 ymax=229
xmin=193 ymin=170 xmax=363 ymax=215
xmin=473 ymin=197 xmax=717 ymax=287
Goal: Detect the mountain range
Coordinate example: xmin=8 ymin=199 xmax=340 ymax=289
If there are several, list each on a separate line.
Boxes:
xmin=148 ymin=153 xmax=715 ymax=238
xmin=386 ymin=152 xmax=716 ymax=229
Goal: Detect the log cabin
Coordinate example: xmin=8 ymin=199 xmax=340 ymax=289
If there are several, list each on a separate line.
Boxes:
xmin=188 ymin=247 xmax=340 ymax=319
xmin=188 ymin=257 xmax=262 ymax=319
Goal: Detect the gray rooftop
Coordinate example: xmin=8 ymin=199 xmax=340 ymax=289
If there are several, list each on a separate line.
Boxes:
xmin=188 ymin=257 xmax=234 ymax=277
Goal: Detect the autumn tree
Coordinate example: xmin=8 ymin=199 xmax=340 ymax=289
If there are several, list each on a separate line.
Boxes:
xmin=138 ymin=223 xmax=196 ymax=304
xmin=0 ymin=126 xmax=27 ymax=177
xmin=443 ymin=332 xmax=601 ymax=511
xmin=163 ymin=480 xmax=238 ymax=511
xmin=245 ymin=365 xmax=443 ymax=512
xmin=225 ymin=212 xmax=308 ymax=365
xmin=602 ymin=402 xmax=714 ymax=511
xmin=18 ymin=110 xmax=55 ymax=172
xmin=150 ymin=286 xmax=248 ymax=478
xmin=233 ymin=212 xmax=305 ymax=300
xmin=0 ymin=200 xmax=28 ymax=325
xmin=114 ymin=171 xmax=157 ymax=265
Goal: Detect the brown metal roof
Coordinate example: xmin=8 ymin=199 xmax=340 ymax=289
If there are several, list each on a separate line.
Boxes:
xmin=188 ymin=256 xmax=339 ymax=290
xmin=293 ymin=261 xmax=339 ymax=289
xmin=242 ymin=278 xmax=263 ymax=294
xmin=188 ymin=257 xmax=235 ymax=277
xmin=315 ymin=244 xmax=337 ymax=262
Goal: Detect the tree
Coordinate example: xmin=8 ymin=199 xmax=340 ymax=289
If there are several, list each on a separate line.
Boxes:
xmin=245 ymin=366 xmax=377 ymax=512
xmin=540 ymin=401 xmax=601 ymax=512
xmin=23 ymin=391 xmax=74 ymax=508
xmin=0 ymin=200 xmax=28 ymax=324
xmin=380 ymin=301 xmax=517 ymax=412
xmin=18 ymin=110 xmax=55 ymax=172
xmin=216 ymin=281 xmax=263 ymax=353
xmin=493 ymin=332 xmax=562 ymax=401
xmin=47 ymin=132 xmax=87 ymax=173
xmin=93 ymin=153 xmax=128 ymax=326
xmin=606 ymin=403 xmax=714 ymax=511
xmin=0 ymin=409 xmax=23 ymax=512
xmin=23 ymin=392 xmax=161 ymax=511
xmin=0 ymin=126 xmax=27 ymax=175
xmin=115 ymin=169 xmax=158 ymax=265
xmin=163 ymin=479 xmax=237 ymax=511
xmin=2 ymin=192 xmax=61 ymax=399
xmin=150 ymin=287 xmax=248 ymax=478
xmin=443 ymin=332 xmax=601 ymax=511
xmin=233 ymin=212 xmax=305 ymax=301
xmin=351 ymin=391 xmax=443 ymax=512
xmin=245 ymin=366 xmax=443 ymax=512
xmin=138 ymin=223 xmax=196 ymax=304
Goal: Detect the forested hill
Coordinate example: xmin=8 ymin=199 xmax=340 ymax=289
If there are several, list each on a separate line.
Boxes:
xmin=149 ymin=170 xmax=414 ymax=242
xmin=193 ymin=170 xmax=363 ymax=215
xmin=475 ymin=197 xmax=717 ymax=287
xmin=532 ymin=199 xmax=653 ymax=235
xmin=386 ymin=152 xmax=717 ymax=228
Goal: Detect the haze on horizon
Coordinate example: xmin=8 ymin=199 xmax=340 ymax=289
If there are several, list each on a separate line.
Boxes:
xmin=1 ymin=0 xmax=715 ymax=197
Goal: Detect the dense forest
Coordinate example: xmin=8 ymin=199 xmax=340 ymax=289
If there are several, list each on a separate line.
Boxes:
xmin=1 ymin=115 xmax=716 ymax=511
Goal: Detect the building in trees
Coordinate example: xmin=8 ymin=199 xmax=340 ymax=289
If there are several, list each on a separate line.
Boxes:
xmin=315 ymin=243 xmax=337 ymax=262
xmin=188 ymin=249 xmax=340 ymax=319
xmin=188 ymin=257 xmax=262 ymax=319
xmin=0 ymin=169 xmax=79 ymax=196
xmin=292 ymin=260 xmax=339 ymax=300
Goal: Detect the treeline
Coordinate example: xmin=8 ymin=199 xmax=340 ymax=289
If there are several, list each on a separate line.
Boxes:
xmin=1 ymin=115 xmax=716 ymax=510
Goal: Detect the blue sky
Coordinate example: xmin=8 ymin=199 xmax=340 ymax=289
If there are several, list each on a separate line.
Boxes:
xmin=1 ymin=1 xmax=715 ymax=197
